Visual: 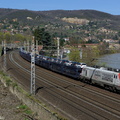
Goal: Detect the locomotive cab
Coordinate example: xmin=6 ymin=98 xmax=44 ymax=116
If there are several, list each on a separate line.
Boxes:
xmin=114 ymin=73 xmax=120 ymax=91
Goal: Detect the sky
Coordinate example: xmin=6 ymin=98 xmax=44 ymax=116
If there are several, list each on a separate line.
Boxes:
xmin=0 ymin=0 xmax=120 ymax=15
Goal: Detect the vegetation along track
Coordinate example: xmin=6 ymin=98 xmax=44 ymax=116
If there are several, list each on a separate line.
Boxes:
xmin=1 ymin=50 xmax=120 ymax=120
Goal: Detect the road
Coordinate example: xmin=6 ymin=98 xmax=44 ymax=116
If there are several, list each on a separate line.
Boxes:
xmin=1 ymin=50 xmax=120 ymax=120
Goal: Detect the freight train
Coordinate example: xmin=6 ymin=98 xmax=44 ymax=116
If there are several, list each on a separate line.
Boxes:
xmin=19 ymin=48 xmax=85 ymax=79
xmin=19 ymin=48 xmax=120 ymax=92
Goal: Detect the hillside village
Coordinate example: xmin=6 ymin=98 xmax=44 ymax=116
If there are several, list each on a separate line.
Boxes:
xmin=0 ymin=8 xmax=120 ymax=54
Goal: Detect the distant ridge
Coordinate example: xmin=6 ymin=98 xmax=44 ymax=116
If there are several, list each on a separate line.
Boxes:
xmin=0 ymin=8 xmax=120 ymax=30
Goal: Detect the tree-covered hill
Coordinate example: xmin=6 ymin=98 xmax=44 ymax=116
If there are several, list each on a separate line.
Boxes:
xmin=0 ymin=8 xmax=120 ymax=30
xmin=39 ymin=9 xmax=117 ymax=20
xmin=1 ymin=8 xmax=120 ymax=44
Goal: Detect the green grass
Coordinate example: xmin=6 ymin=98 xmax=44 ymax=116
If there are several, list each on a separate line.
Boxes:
xmin=17 ymin=104 xmax=32 ymax=115
xmin=18 ymin=104 xmax=28 ymax=109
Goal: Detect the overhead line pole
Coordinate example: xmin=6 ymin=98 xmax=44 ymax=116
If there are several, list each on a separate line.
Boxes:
xmin=3 ymin=40 xmax=6 ymax=72
xmin=57 ymin=37 xmax=60 ymax=59
xmin=80 ymin=48 xmax=82 ymax=59
xmin=27 ymin=40 xmax=30 ymax=52
xmin=36 ymin=40 xmax=38 ymax=54
xmin=31 ymin=36 xmax=35 ymax=95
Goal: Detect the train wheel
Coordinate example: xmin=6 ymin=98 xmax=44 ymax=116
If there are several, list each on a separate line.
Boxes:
xmin=104 ymin=85 xmax=109 ymax=90
xmin=109 ymin=86 xmax=114 ymax=92
xmin=113 ymin=87 xmax=117 ymax=93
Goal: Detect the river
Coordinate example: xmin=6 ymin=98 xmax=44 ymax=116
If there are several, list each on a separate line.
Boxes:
xmin=97 ymin=53 xmax=120 ymax=69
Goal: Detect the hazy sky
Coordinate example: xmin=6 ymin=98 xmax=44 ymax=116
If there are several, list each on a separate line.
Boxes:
xmin=0 ymin=0 xmax=120 ymax=15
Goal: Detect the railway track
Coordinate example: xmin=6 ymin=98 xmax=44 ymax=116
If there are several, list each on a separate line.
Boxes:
xmin=1 ymin=50 xmax=120 ymax=120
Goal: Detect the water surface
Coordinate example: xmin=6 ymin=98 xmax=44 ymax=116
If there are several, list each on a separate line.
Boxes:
xmin=97 ymin=53 xmax=120 ymax=69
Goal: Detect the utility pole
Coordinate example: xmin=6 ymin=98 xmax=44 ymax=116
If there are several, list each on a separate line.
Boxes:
xmin=60 ymin=48 xmax=64 ymax=59
xmin=3 ymin=40 xmax=6 ymax=71
xmin=2 ymin=41 xmax=4 ymax=49
xmin=57 ymin=37 xmax=60 ymax=59
xmin=36 ymin=40 xmax=38 ymax=54
xmin=80 ymin=48 xmax=82 ymax=59
xmin=27 ymin=40 xmax=29 ymax=52
xmin=31 ymin=36 xmax=35 ymax=95
xmin=24 ymin=41 xmax=26 ymax=51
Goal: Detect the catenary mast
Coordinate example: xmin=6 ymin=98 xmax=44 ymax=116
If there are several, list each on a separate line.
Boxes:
xmin=31 ymin=36 xmax=35 ymax=95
